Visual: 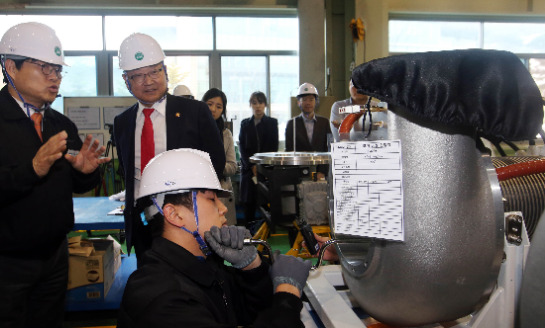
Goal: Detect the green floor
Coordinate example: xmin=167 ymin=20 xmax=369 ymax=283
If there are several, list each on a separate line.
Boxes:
xmin=64 ymin=225 xmax=296 ymax=328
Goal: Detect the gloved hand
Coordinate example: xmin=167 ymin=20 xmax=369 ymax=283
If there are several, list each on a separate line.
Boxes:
xmin=269 ymin=251 xmax=312 ymax=295
xmin=204 ymin=225 xmax=257 ymax=269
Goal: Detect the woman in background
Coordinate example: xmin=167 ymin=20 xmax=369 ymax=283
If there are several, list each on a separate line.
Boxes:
xmin=202 ymin=88 xmax=238 ymax=225
xmin=238 ymin=91 xmax=279 ymax=226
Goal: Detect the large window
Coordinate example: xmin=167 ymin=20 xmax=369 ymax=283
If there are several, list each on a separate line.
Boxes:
xmin=390 ymin=19 xmax=545 ymax=97
xmin=270 ymin=55 xmax=299 ymax=141
xmin=104 ymin=16 xmax=213 ymax=51
xmin=216 ymin=17 xmax=298 ymax=51
xmin=389 ymin=20 xmax=481 ymax=52
xmin=113 ymin=56 xmax=210 ymax=100
xmin=1 ymin=14 xmax=298 ymax=145
xmin=0 ymin=15 xmax=103 ymax=51
xmin=55 ymin=56 xmax=98 ymax=112
xmin=390 ymin=18 xmax=545 ymax=135
xmin=220 ymin=55 xmax=298 ymax=141
xmin=221 ymin=56 xmax=267 ymax=139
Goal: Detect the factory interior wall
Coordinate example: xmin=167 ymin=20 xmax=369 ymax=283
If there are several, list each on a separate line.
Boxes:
xmin=326 ymin=0 xmax=545 ymax=100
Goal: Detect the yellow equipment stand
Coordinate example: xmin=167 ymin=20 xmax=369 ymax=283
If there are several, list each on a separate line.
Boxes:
xmin=251 ymin=220 xmax=271 ymax=253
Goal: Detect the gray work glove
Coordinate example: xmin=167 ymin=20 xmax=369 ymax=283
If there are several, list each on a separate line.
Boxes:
xmin=270 ymin=251 xmax=312 ymax=295
xmin=204 ymin=225 xmax=257 ymax=269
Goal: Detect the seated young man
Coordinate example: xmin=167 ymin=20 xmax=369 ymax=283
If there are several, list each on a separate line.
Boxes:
xmin=117 ymin=148 xmax=311 ymax=328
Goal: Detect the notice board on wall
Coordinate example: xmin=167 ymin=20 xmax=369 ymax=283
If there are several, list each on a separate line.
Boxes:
xmin=64 ymin=97 xmax=135 ymax=148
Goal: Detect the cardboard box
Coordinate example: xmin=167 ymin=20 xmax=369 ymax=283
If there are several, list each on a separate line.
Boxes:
xmin=66 ymin=237 xmax=119 ymax=303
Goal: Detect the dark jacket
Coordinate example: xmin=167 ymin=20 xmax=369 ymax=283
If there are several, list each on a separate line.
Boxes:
xmin=238 ymin=115 xmax=278 ymax=203
xmin=285 ymin=114 xmax=331 ymax=152
xmin=117 ymin=237 xmax=304 ymax=328
xmin=113 ymin=94 xmax=226 ymax=256
xmin=0 ymin=85 xmax=100 ymax=258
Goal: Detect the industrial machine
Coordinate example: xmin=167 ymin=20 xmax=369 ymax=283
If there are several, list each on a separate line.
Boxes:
xmin=305 ymin=50 xmax=545 ymax=327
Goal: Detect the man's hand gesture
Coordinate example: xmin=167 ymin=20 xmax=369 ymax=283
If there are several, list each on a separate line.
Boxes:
xmin=65 ymin=134 xmax=110 ymax=174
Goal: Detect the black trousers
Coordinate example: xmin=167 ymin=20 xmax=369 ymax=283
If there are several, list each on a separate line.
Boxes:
xmin=0 ymin=238 xmax=68 ymax=328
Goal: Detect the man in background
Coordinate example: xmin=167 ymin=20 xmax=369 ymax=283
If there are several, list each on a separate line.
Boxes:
xmin=173 ymin=84 xmax=194 ymax=99
xmin=285 ymin=82 xmax=331 ymax=178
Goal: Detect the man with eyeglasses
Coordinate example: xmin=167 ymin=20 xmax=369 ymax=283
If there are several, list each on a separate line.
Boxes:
xmin=0 ymin=22 xmax=109 ymax=327
xmin=114 ymin=33 xmax=225 ymax=265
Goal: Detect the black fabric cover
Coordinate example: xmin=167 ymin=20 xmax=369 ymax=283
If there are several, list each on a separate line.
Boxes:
xmin=351 ymin=49 xmax=544 ymax=141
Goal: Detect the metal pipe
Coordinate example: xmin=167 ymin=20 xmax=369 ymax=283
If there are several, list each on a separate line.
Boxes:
xmin=244 ymin=238 xmax=274 ymax=264
xmin=496 ymin=158 xmax=545 ymax=181
xmin=338 ymin=112 xmax=363 ymax=141
xmin=311 ymin=238 xmax=362 ymax=270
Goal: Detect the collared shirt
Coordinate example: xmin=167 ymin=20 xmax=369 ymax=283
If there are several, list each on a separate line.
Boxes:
xmin=300 ymin=113 xmax=317 ymax=143
xmin=13 ymin=97 xmax=44 ymax=133
xmin=13 ymin=97 xmax=43 ymax=118
xmin=134 ymin=99 xmax=167 ymax=200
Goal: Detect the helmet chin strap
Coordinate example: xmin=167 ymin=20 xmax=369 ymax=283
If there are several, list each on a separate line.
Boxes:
xmin=151 ymin=190 xmax=211 ymax=256
xmin=1 ymin=56 xmax=51 ymax=117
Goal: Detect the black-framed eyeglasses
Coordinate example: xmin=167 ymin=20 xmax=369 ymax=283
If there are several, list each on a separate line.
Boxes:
xmin=26 ymin=60 xmax=64 ymax=78
xmin=128 ymin=68 xmax=164 ymax=84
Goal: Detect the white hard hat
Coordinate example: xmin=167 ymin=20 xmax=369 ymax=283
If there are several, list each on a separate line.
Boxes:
xmin=173 ymin=84 xmax=193 ymax=97
xmin=138 ymin=148 xmax=230 ymax=201
xmin=118 ymin=33 xmax=165 ymax=71
xmin=297 ymin=82 xmax=319 ymax=97
xmin=0 ymin=22 xmax=66 ymax=66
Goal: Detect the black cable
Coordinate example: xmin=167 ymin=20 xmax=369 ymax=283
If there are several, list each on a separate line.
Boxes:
xmin=364 ymin=97 xmax=373 ymax=138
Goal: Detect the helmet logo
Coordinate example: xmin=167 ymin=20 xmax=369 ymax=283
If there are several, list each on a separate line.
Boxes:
xmin=304 ymin=87 xmax=309 ymax=91
xmin=164 ymin=181 xmax=176 ymax=186
xmin=54 ymin=46 xmax=61 ymax=57
xmin=135 ymin=51 xmax=144 ymax=61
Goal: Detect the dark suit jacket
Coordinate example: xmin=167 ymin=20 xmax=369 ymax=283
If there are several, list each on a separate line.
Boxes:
xmin=238 ymin=115 xmax=278 ymax=203
xmin=284 ymin=114 xmax=331 ymax=152
xmin=113 ymin=94 xmax=225 ymax=256
xmin=0 ymin=85 xmax=100 ymax=257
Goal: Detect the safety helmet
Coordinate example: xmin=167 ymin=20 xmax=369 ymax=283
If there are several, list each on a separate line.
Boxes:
xmin=0 ymin=22 xmax=66 ymax=66
xmin=173 ymin=84 xmax=193 ymax=97
xmin=138 ymin=148 xmax=230 ymax=202
xmin=118 ymin=33 xmax=165 ymax=71
xmin=297 ymin=82 xmax=319 ymax=98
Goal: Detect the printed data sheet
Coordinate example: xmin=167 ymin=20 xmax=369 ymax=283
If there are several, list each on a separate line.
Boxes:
xmin=331 ymin=141 xmax=404 ymax=241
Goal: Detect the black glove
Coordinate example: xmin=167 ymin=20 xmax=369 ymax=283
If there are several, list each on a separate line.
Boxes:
xmin=270 ymin=251 xmax=312 ymax=295
xmin=204 ymin=225 xmax=257 ymax=269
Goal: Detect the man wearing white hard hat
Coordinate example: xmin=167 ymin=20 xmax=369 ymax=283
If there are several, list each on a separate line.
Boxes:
xmin=285 ymin=82 xmax=331 ymax=177
xmin=0 ymin=22 xmax=110 ymax=327
xmin=172 ymin=84 xmax=194 ymax=99
xmin=113 ymin=33 xmax=225 ymax=264
xmin=117 ymin=148 xmax=311 ymax=327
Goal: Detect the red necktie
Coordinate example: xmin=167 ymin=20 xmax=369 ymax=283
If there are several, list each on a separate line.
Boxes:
xmin=141 ymin=108 xmax=155 ymax=172
xmin=31 ymin=112 xmax=43 ymax=141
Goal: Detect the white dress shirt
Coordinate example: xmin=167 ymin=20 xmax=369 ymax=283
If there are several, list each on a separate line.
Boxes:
xmin=133 ymin=99 xmax=167 ymax=200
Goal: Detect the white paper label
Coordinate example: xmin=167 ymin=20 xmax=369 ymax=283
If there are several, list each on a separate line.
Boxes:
xmin=331 ymin=140 xmax=404 ymax=241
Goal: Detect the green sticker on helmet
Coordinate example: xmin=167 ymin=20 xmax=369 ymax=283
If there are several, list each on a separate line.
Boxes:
xmin=135 ymin=51 xmax=144 ymax=61
xmin=304 ymin=87 xmax=309 ymax=91
xmin=55 ymin=46 xmax=61 ymax=57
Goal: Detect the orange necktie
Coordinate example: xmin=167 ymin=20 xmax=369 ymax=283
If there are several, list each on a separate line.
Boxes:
xmin=31 ymin=112 xmax=43 ymax=141
xmin=141 ymin=108 xmax=155 ymax=172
